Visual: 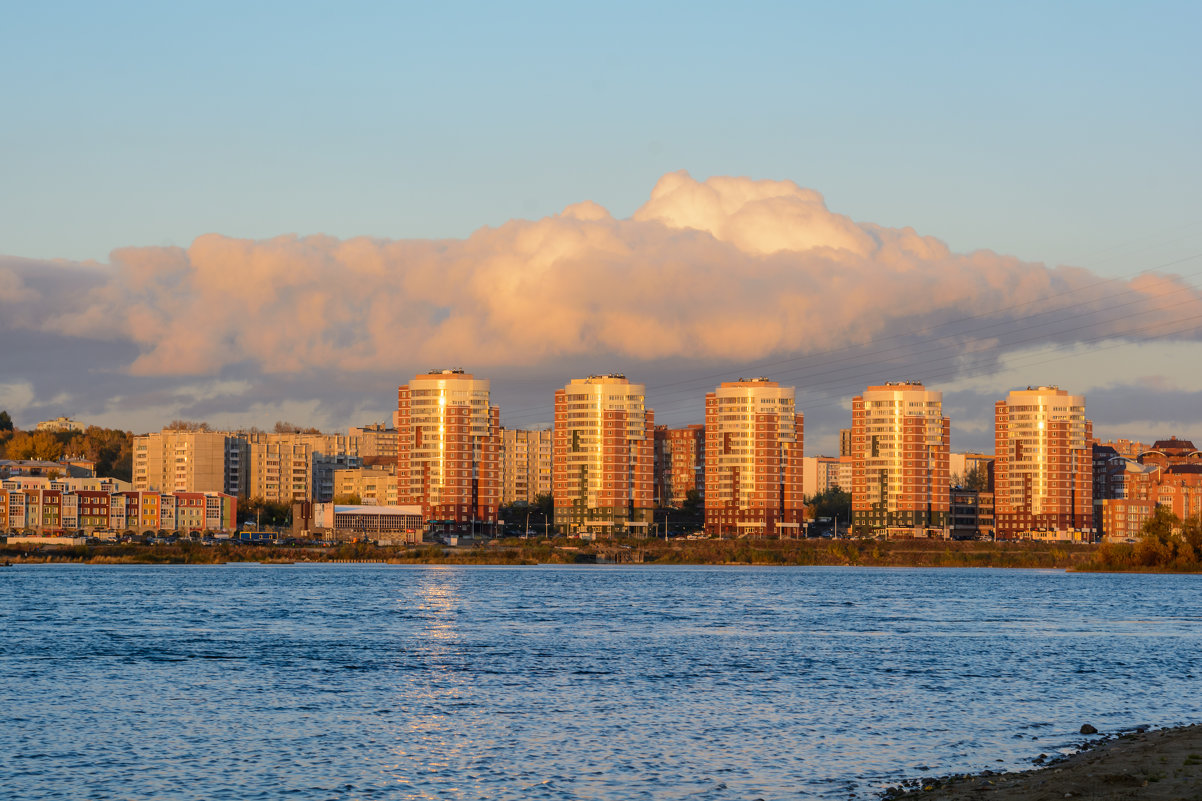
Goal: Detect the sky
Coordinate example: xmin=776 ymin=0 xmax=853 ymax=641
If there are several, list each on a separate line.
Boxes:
xmin=2 ymin=1 xmax=1201 ymax=454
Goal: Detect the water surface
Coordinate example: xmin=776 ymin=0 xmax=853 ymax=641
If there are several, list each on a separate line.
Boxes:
xmin=2 ymin=565 xmax=1199 ymax=800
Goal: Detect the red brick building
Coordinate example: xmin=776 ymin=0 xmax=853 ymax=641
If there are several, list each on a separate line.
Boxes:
xmin=704 ymin=378 xmax=804 ymax=538
xmin=1098 ymin=438 xmax=1202 ymax=541
xmin=397 ymin=369 xmax=501 ymax=535
xmin=994 ymin=387 xmax=1093 ymax=539
xmin=654 ymin=424 xmax=705 ymax=508
xmin=851 ymin=382 xmax=950 ymax=535
xmin=553 ymin=375 xmax=655 ymax=536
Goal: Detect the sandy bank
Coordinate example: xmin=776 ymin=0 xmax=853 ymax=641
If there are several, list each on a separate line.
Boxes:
xmin=886 ymin=725 xmax=1202 ymax=800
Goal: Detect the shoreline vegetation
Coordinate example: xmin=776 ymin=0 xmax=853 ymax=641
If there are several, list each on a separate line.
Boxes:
xmin=1 ymin=537 xmax=1188 ymax=571
xmin=887 ymin=724 xmax=1202 ymax=800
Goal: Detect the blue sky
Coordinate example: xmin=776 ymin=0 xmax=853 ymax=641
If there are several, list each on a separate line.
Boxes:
xmin=5 ymin=2 xmax=1199 ymax=268
xmin=2 ymin=1 xmax=1201 ymax=451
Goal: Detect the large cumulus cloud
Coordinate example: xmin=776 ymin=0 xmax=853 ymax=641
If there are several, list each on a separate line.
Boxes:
xmin=3 ymin=171 xmax=1201 ymax=381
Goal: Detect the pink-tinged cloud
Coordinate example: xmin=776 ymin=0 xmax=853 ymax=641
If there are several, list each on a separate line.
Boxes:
xmin=4 ymin=170 xmax=1202 ymax=377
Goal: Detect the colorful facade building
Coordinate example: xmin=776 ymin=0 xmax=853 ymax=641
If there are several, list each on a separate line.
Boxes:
xmin=500 ymin=428 xmax=553 ymax=506
xmin=397 ymin=369 xmax=502 ymax=534
xmin=653 ymin=424 xmax=705 ymax=508
xmin=553 ymin=374 xmax=655 ymax=535
xmin=851 ymin=381 xmax=950 ymax=535
xmin=994 ymin=386 xmax=1093 ymax=539
xmin=0 ymin=487 xmax=236 ymax=534
xmin=704 ymin=378 xmax=804 ymax=538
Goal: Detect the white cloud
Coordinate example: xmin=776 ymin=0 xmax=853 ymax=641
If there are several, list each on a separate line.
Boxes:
xmin=0 ymin=381 xmax=35 ymax=414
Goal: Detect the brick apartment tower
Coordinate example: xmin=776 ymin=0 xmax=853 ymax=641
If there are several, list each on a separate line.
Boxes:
xmin=994 ymin=386 xmax=1093 ymax=539
xmin=553 ymin=374 xmax=655 ymax=536
xmin=397 ymin=369 xmax=501 ymax=534
xmin=851 ymin=382 xmax=950 ymax=534
xmin=653 ymin=424 xmax=706 ymax=508
xmin=704 ymin=378 xmax=804 ymax=538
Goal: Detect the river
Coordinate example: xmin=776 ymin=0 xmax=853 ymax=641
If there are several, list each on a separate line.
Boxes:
xmin=2 ymin=564 xmax=1199 ymax=799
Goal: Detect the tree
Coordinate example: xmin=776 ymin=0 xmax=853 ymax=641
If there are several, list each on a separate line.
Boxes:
xmin=535 ymin=493 xmax=553 ymax=520
xmin=1141 ymin=505 xmax=1178 ymax=543
xmin=1182 ymin=515 xmax=1202 ymax=554
xmin=964 ymin=465 xmax=989 ymax=491
xmin=951 ymin=466 xmax=989 ymax=491
xmin=238 ymin=497 xmax=293 ymax=528
xmin=808 ymin=487 xmax=852 ymax=523
xmin=1134 ymin=506 xmax=1184 ymax=568
xmin=274 ymin=421 xmax=301 ymax=434
xmin=165 ymin=420 xmax=211 ymax=431
xmin=5 ymin=431 xmax=64 ymax=461
xmin=0 ymin=410 xmax=12 ymax=432
xmin=680 ymin=488 xmax=703 ymax=520
xmin=332 ymin=493 xmax=362 ymax=505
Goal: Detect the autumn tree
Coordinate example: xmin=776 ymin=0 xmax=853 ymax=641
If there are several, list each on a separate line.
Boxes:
xmin=165 ymin=420 xmax=211 ymax=431
xmin=4 ymin=431 xmax=65 ymax=461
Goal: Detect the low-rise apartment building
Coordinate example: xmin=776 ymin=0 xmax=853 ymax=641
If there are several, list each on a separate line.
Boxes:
xmin=0 ymin=486 xmax=236 ymax=534
xmin=1095 ymin=438 xmax=1202 ymax=541
xmin=333 ymin=464 xmax=399 ymax=506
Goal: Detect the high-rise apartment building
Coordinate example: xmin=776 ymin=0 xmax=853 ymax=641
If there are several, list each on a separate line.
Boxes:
xmin=243 ymin=432 xmax=361 ymax=504
xmin=851 ymin=381 xmax=950 ymax=534
xmin=397 ymin=369 xmax=501 ymax=534
xmin=553 ymin=374 xmax=655 ymax=535
xmin=135 ymin=428 xmax=362 ymax=504
xmin=500 ymin=428 xmax=553 ymax=506
xmin=244 ymin=435 xmax=314 ymax=504
xmin=133 ymin=430 xmax=244 ymax=496
xmin=994 ymin=386 xmax=1093 ymax=538
xmin=348 ymin=423 xmax=399 ymax=465
xmin=704 ymin=378 xmax=804 ymax=537
xmin=654 ymin=424 xmax=705 ymax=508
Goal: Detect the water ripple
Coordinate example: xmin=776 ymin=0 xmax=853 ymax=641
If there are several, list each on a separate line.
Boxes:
xmin=2 ymin=565 xmax=1200 ymax=799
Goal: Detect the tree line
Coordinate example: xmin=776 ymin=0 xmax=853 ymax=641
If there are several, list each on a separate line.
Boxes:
xmin=0 ymin=413 xmax=133 ymax=481
xmin=1086 ymin=506 xmax=1202 ymax=571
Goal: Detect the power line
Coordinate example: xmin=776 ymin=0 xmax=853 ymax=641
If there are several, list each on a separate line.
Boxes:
xmin=498 ymin=264 xmax=1202 ymax=426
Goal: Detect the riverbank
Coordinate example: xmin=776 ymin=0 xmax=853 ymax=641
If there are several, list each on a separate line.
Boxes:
xmin=1 ymin=537 xmax=1100 ymax=568
xmin=885 ymin=724 xmax=1202 ymax=799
